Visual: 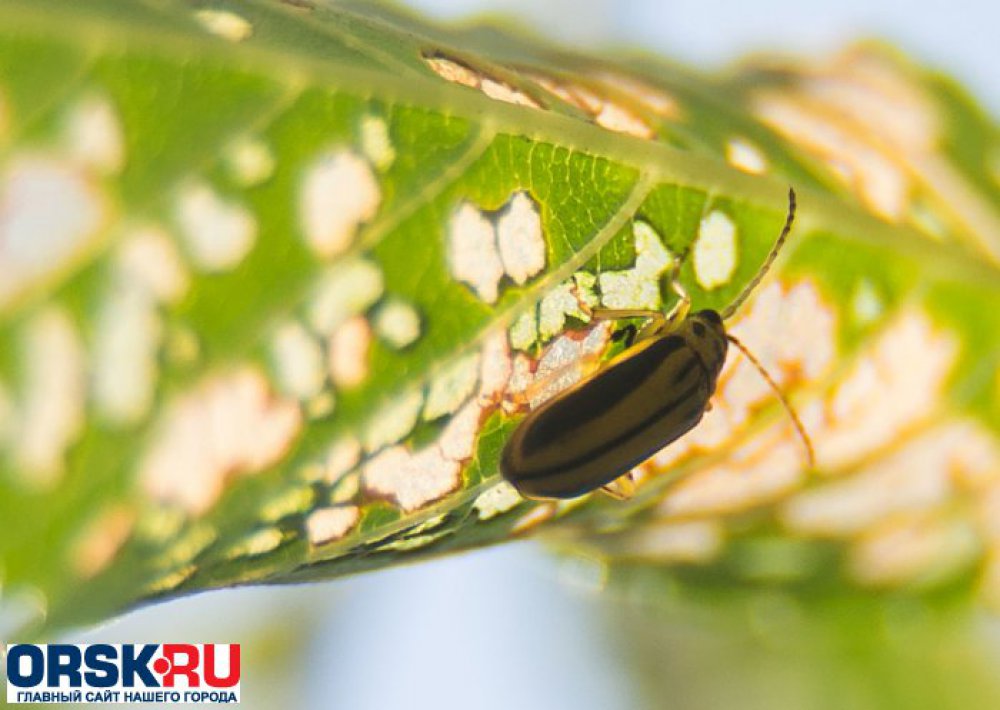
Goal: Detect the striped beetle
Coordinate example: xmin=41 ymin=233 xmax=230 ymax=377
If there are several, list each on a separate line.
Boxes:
xmin=500 ymin=188 xmax=813 ymax=500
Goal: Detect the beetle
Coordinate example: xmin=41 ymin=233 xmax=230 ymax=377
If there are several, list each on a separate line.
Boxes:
xmin=500 ymin=188 xmax=813 ymax=500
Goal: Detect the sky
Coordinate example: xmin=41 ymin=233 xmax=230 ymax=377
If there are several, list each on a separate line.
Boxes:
xmin=407 ymin=0 xmax=1000 ymax=116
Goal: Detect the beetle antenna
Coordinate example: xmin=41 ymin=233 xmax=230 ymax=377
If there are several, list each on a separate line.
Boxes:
xmin=726 ymin=333 xmax=815 ymax=468
xmin=721 ymin=188 xmax=797 ymax=320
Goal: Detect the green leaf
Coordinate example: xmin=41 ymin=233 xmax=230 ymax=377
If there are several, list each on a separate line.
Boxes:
xmin=1 ymin=1 xmax=998 ymax=637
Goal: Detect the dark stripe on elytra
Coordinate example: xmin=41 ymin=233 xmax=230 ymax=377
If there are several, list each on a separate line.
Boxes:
xmin=519 ymin=335 xmax=688 ymax=456
xmin=672 ymin=357 xmax=698 ymax=385
xmin=542 ymin=398 xmax=707 ymax=497
xmin=517 ymin=369 xmax=707 ymax=482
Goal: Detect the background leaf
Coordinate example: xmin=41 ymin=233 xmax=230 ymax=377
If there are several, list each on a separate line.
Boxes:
xmin=0 ymin=0 xmax=997 ymax=640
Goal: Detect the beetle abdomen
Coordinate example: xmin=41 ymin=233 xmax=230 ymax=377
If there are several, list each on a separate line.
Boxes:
xmin=501 ymin=334 xmax=715 ymax=499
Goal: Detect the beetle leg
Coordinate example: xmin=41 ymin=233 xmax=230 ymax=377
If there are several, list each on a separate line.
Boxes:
xmin=588 ymin=308 xmax=667 ymax=347
xmin=572 ymin=283 xmax=668 ymax=342
xmin=500 ymin=388 xmax=531 ymax=413
xmin=595 ymin=249 xmax=692 ymax=342
xmin=660 ymin=255 xmax=691 ymax=333
xmin=586 ymin=306 xmax=665 ymax=324
xmin=601 ymin=471 xmax=637 ymax=500
xmin=506 ymin=351 xmax=605 ymax=412
xmin=636 ymin=314 xmax=668 ymax=341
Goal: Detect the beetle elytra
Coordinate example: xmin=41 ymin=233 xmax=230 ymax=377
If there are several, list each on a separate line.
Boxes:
xmin=500 ymin=188 xmax=813 ymax=500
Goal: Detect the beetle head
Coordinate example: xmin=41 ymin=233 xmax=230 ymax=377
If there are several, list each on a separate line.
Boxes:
xmin=682 ymin=310 xmax=728 ymax=381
